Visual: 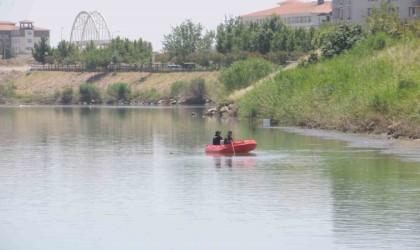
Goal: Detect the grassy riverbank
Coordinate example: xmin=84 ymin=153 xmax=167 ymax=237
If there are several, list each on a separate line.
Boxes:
xmin=238 ymin=35 xmax=420 ymax=139
xmin=0 ymin=70 xmax=221 ymax=104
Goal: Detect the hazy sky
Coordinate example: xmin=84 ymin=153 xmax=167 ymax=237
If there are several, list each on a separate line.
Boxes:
xmin=1 ymin=0 xmax=280 ymax=51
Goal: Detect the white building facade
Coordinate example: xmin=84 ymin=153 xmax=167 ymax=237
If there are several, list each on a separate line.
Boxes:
xmin=332 ymin=0 xmax=420 ymax=24
xmin=241 ymin=0 xmax=332 ymax=29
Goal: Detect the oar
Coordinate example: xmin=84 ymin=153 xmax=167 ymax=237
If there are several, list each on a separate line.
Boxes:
xmin=231 ymin=140 xmax=235 ymax=155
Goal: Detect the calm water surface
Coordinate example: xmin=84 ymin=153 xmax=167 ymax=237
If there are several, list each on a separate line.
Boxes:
xmin=0 ymin=106 xmax=419 ymax=250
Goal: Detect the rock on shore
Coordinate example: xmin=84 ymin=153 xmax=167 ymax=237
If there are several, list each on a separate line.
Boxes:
xmin=204 ymin=103 xmax=238 ymax=117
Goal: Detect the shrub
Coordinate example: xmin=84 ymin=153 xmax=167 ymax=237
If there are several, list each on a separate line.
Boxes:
xmin=189 ymin=77 xmax=206 ymax=99
xmin=170 ymin=81 xmax=188 ymax=97
xmin=321 ymin=23 xmax=364 ymax=58
xmin=3 ymin=48 xmax=15 ymax=59
xmin=79 ymin=83 xmax=101 ymax=103
xmin=219 ymin=57 xmax=274 ymax=92
xmin=61 ymin=87 xmax=74 ymax=104
xmin=398 ymin=79 xmax=417 ymax=90
xmin=298 ymin=53 xmax=319 ymax=68
xmin=107 ymin=82 xmax=131 ymax=103
xmin=371 ymin=94 xmax=389 ymax=113
xmin=0 ymin=82 xmax=16 ymax=99
xmin=136 ymin=88 xmax=159 ymax=101
xmin=365 ymin=2 xmax=402 ymax=37
xmin=170 ymin=78 xmax=207 ymax=103
xmin=266 ymin=51 xmax=291 ymax=65
xmin=366 ymin=32 xmax=388 ymax=51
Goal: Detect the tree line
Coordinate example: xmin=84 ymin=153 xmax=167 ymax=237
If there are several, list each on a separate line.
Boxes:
xmin=32 ymin=15 xmax=323 ymax=69
xmin=33 ymin=37 xmax=153 ymax=70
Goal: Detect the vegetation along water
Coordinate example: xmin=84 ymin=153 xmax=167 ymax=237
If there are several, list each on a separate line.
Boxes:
xmin=0 ymin=5 xmax=419 ymax=139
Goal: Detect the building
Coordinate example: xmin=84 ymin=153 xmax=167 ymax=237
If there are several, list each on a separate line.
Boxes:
xmin=241 ymin=0 xmax=332 ymax=29
xmin=0 ymin=20 xmax=50 ymax=55
xmin=332 ymin=0 xmax=420 ymax=24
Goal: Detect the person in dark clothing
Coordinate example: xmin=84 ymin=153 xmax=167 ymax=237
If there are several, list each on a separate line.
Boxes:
xmin=224 ymin=131 xmax=234 ymax=144
xmin=212 ymin=131 xmax=223 ymax=145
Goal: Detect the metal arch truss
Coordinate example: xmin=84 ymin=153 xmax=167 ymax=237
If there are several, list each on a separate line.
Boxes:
xmin=70 ymin=11 xmax=112 ymax=47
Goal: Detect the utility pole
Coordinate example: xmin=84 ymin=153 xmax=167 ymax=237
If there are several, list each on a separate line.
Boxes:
xmin=61 ymin=27 xmax=64 ymax=41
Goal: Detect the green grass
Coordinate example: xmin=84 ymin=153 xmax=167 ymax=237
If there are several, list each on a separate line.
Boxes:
xmin=239 ymin=34 xmax=420 ymax=138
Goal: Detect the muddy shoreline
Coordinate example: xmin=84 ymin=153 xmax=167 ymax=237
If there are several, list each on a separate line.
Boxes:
xmin=274 ymin=127 xmax=420 ymax=163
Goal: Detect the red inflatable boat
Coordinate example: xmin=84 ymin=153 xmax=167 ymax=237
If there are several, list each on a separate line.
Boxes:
xmin=205 ymin=139 xmax=257 ymax=154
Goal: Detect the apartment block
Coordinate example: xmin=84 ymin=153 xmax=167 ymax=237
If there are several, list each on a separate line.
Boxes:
xmin=332 ymin=0 xmax=420 ymax=24
xmin=0 ymin=20 xmax=50 ymax=55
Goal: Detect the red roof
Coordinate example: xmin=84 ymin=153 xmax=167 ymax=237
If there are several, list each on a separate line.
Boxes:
xmin=0 ymin=21 xmax=16 ymax=25
xmin=242 ymin=0 xmax=331 ymax=18
xmin=0 ymin=22 xmax=19 ymax=31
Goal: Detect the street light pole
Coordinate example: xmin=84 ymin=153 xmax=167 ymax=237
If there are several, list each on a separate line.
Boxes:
xmin=61 ymin=27 xmax=64 ymax=41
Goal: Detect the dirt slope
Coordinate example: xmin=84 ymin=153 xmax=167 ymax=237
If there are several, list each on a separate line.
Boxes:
xmin=1 ymin=69 xmax=220 ymax=98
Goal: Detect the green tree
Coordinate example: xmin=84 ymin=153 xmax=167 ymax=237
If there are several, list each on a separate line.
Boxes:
xmin=163 ymin=19 xmax=212 ymax=61
xmin=55 ymin=40 xmax=70 ymax=63
xmin=32 ymin=37 xmax=52 ymax=64
xmin=216 ymin=15 xmax=315 ymax=56
xmin=131 ymin=38 xmax=153 ymax=64
xmin=216 ymin=16 xmax=247 ymax=54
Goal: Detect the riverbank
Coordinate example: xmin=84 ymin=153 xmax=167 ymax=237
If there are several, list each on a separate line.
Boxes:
xmin=238 ymin=35 xmax=420 ymax=140
xmin=0 ymin=68 xmax=220 ymax=105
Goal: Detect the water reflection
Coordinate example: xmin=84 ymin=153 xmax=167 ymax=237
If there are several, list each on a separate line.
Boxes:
xmin=206 ymin=153 xmax=257 ymax=168
xmin=327 ymin=156 xmax=420 ymax=249
xmin=0 ymin=106 xmax=419 ymax=250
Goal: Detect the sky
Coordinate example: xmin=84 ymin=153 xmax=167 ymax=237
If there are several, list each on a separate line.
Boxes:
xmin=0 ymin=0 xmax=281 ymax=51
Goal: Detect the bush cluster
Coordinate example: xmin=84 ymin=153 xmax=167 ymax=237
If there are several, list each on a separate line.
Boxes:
xmin=79 ymin=83 xmax=101 ymax=104
xmin=219 ymin=57 xmax=275 ymax=92
xmin=107 ymin=82 xmax=131 ymax=103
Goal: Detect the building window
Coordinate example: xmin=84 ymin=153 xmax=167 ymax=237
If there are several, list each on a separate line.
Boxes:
xmin=27 ymin=39 xmax=32 ymax=43
xmin=409 ymin=7 xmax=416 ymax=17
xmin=367 ymin=8 xmax=373 ymax=16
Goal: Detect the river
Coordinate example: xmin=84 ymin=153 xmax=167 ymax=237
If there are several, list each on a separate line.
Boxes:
xmin=0 ymin=106 xmax=419 ymax=250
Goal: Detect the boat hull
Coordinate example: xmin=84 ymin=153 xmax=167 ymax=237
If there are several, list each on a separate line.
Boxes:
xmin=205 ymin=139 xmax=257 ymax=154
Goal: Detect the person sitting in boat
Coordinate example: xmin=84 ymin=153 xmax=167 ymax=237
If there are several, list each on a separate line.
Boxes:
xmin=212 ymin=131 xmax=223 ymax=145
xmin=224 ymin=131 xmax=234 ymax=144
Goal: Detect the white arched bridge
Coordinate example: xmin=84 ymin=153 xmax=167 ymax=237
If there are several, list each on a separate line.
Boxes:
xmin=70 ymin=11 xmax=112 ymax=47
